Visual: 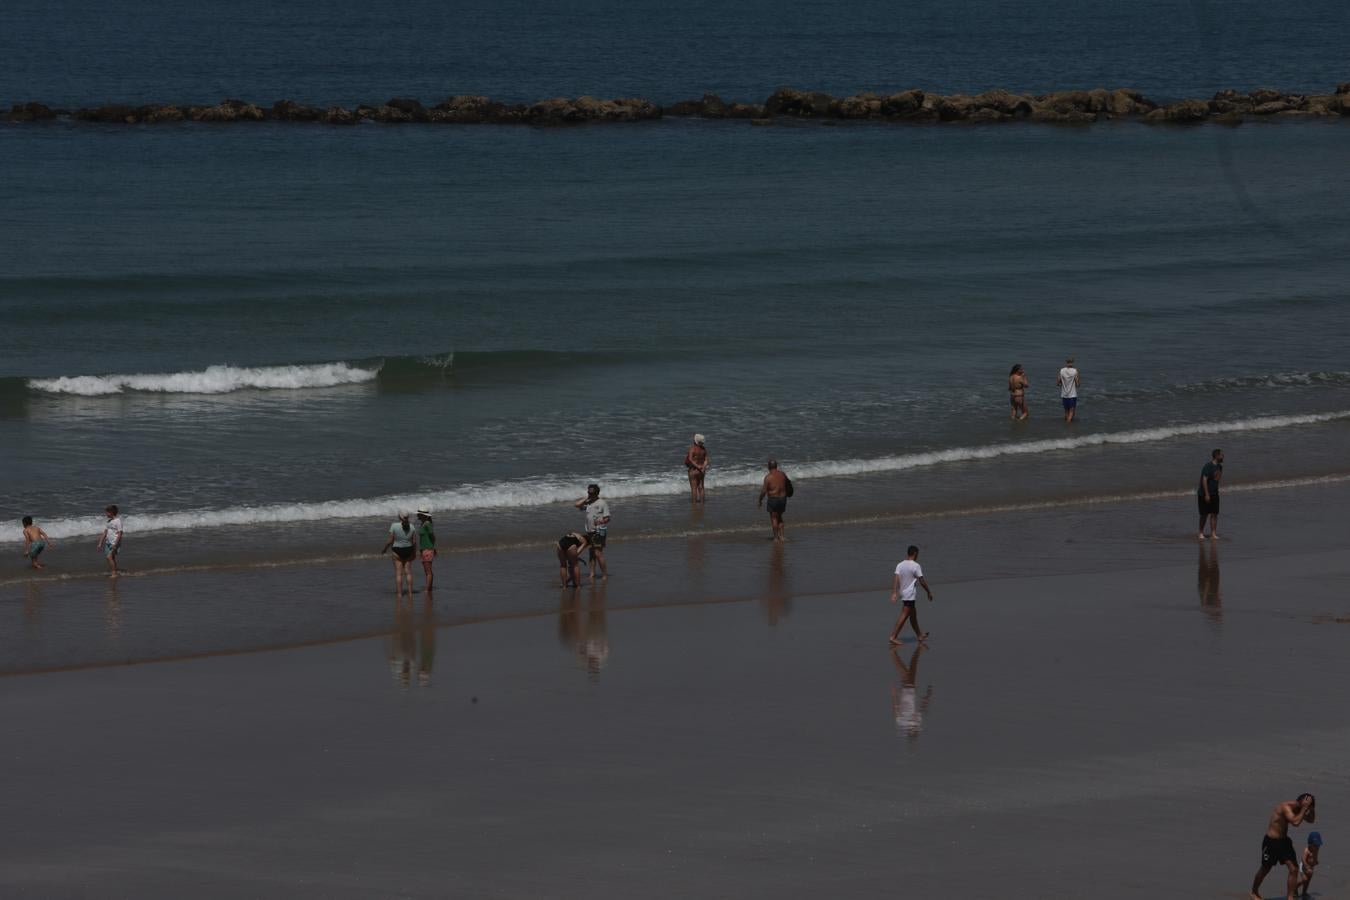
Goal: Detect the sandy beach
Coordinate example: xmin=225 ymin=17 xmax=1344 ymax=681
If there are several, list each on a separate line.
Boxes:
xmin=3 ymin=483 xmax=1347 ymax=898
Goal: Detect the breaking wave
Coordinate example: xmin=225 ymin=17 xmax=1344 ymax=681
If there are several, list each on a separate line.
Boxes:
xmin=18 ymin=409 xmax=1350 ymax=540
xmin=14 ymin=349 xmax=619 ymax=397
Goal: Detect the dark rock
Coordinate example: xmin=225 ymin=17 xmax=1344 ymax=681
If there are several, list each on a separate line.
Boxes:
xmin=430 ymin=95 xmax=499 ymax=123
xmin=1338 ymin=82 xmax=1350 ymax=95
xmin=1036 ymin=90 xmax=1093 ymax=113
xmin=724 ymin=103 xmax=764 ymax=119
xmin=1209 ymin=98 xmax=1251 ymax=114
xmin=967 ymin=107 xmax=1010 ymax=123
xmin=697 ymin=93 xmax=728 ymax=118
xmin=1143 ymin=99 xmax=1210 ymax=123
xmin=763 ymin=87 xmax=835 ymax=117
xmin=1249 ymin=88 xmax=1284 ymax=104
xmin=835 ymin=93 xmax=881 ymax=119
xmin=271 ymin=100 xmax=322 ymax=121
xmin=322 ymin=106 xmax=358 ymax=125
xmin=6 ymin=102 xmax=57 ymax=122
xmin=386 ymin=97 xmax=428 ymax=121
xmin=1030 ymin=107 xmax=1097 ymax=124
xmin=880 ymin=89 xmax=926 ymax=118
xmin=139 ymin=104 xmax=185 ymax=123
xmin=973 ymin=89 xmax=1034 ymax=117
xmin=525 ymin=96 xmax=660 ymax=124
xmin=372 ymin=105 xmax=415 ymax=123
xmin=663 ymin=99 xmax=702 ymax=116
xmin=74 ymin=104 xmax=140 ymax=123
xmin=190 ymin=99 xmax=264 ymax=122
xmin=937 ymin=95 xmax=982 ymax=121
xmin=1252 ymin=100 xmax=1291 ymax=115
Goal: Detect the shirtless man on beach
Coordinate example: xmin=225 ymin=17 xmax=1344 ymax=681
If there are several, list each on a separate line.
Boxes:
xmin=1250 ymin=793 xmax=1316 ymax=900
xmin=757 ymin=459 xmax=790 ymax=542
xmin=889 ymin=545 xmax=934 ymax=644
xmin=684 ymin=434 xmax=709 ymax=503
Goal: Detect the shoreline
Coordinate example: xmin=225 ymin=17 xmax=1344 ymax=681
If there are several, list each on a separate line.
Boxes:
xmin=5 ymin=468 xmax=1349 ymax=581
xmin=7 ymin=83 xmax=1350 ymax=126
xmin=5 ymin=477 xmax=1349 ymax=678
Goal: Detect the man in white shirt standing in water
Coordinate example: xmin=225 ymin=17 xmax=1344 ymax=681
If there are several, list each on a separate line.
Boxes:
xmin=1057 ymin=356 xmax=1081 ymax=423
xmin=575 ymin=484 xmax=610 ymax=582
xmin=889 ymin=545 xmax=934 ymax=644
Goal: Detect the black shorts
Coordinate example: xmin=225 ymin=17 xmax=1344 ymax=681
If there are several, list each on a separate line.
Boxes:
xmin=1197 ymin=494 xmax=1220 ymax=516
xmin=588 ymin=531 xmax=607 ymax=549
xmin=558 ymin=536 xmax=580 ymax=552
xmin=902 ymin=600 xmax=916 ymax=608
xmin=1262 ymin=835 xmax=1296 ymax=867
xmin=392 ymin=546 xmax=416 ymax=562
xmin=766 ymin=496 xmax=787 ymax=514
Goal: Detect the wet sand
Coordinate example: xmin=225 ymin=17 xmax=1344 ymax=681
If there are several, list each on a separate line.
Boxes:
xmin=2 ymin=487 xmax=1348 ymax=898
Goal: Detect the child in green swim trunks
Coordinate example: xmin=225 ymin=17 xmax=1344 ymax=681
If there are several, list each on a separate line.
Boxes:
xmin=21 ymin=516 xmax=51 ymax=569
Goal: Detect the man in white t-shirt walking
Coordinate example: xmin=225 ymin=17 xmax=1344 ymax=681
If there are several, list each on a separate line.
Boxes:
xmin=889 ymin=545 xmax=934 ymax=645
xmin=1057 ymin=356 xmax=1081 ymax=423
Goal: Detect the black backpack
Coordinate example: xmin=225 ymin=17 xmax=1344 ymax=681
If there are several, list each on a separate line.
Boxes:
xmin=784 ymin=476 xmax=794 ymax=498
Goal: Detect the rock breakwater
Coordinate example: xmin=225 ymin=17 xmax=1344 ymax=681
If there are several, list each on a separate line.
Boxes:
xmin=7 ymin=84 xmax=1349 ymax=126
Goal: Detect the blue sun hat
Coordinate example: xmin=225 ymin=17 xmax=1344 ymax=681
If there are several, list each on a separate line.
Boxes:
xmin=1308 ymin=832 xmax=1322 ymax=847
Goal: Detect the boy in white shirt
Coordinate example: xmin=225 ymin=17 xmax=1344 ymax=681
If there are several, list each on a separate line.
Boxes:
xmin=889 ymin=545 xmax=934 ymax=644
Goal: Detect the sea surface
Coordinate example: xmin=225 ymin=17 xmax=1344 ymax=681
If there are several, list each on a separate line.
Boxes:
xmin=2 ymin=0 xmax=1350 ymax=573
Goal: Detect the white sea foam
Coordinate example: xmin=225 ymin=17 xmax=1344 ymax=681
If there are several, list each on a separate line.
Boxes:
xmin=28 ymin=362 xmax=380 ymax=395
xmin=23 ymin=409 xmax=1350 ymax=540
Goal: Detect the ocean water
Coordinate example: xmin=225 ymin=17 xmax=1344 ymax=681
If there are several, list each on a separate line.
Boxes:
xmin=2 ymin=0 xmax=1350 ymax=568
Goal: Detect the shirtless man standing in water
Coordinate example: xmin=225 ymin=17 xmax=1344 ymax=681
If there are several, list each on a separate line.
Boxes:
xmin=684 ymin=434 xmax=709 ymax=503
xmin=1008 ymin=364 xmax=1029 ymax=420
xmin=1250 ymin=793 xmax=1316 ymax=900
xmin=757 ymin=459 xmax=790 ymax=542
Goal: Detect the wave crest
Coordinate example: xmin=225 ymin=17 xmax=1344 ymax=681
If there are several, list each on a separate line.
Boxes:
xmin=28 ymin=362 xmax=381 ymax=396
xmin=18 ymin=409 xmax=1350 ymax=540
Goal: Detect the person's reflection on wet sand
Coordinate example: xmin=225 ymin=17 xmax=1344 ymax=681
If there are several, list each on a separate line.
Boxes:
xmin=889 ymin=645 xmax=933 ymax=743
xmin=418 ymin=592 xmax=436 ymax=687
xmin=685 ymin=516 xmax=707 ymax=592
xmin=581 ymin=584 xmax=610 ymax=680
xmin=558 ymin=588 xmax=582 ymax=649
xmin=387 ymin=597 xmax=416 ymax=688
xmin=1198 ymin=540 xmax=1222 ymax=625
xmin=103 ymin=580 xmax=122 ymax=641
xmin=762 ymin=541 xmax=792 ymax=625
xmin=23 ymin=582 xmax=45 ymax=627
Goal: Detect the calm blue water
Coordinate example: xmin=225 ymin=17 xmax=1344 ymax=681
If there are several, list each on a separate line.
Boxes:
xmin=2 ymin=0 xmax=1350 ymax=553
xmin=3 ymin=0 xmax=1350 ymax=105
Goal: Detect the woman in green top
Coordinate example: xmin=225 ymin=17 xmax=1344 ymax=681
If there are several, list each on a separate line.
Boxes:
xmin=416 ymin=508 xmax=437 ymax=591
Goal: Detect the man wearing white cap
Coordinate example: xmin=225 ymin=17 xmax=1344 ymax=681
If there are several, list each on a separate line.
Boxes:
xmin=684 ymin=433 xmax=710 ymax=503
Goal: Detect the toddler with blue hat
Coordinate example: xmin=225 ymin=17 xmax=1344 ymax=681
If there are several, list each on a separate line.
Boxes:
xmin=1297 ymin=831 xmax=1322 ymax=898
